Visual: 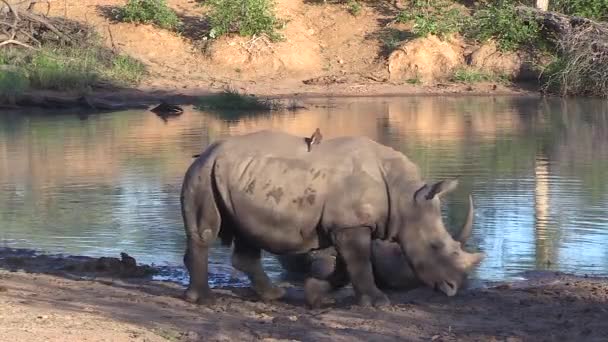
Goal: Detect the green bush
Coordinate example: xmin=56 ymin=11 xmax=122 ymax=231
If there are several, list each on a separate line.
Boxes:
xmin=347 ymin=0 xmax=362 ymax=16
xmin=0 ymin=68 xmax=29 ymax=104
xmin=550 ymin=0 xmax=608 ymax=21
xmin=117 ymin=0 xmax=181 ymax=30
xmin=26 ymin=51 xmax=99 ymax=90
xmin=0 ymin=44 xmax=146 ymax=92
xmin=465 ymin=0 xmax=544 ymax=52
xmin=379 ymin=29 xmax=410 ymax=54
xmin=207 ymin=0 xmax=283 ymax=40
xmin=103 ymin=55 xmax=147 ymax=86
xmin=397 ymin=0 xmax=468 ymax=39
xmin=197 ymin=88 xmax=282 ymax=112
xmin=451 ymin=67 xmax=509 ymax=83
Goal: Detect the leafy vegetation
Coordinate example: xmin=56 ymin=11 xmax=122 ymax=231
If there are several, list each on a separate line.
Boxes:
xmin=379 ymin=29 xmax=411 ymax=55
xmin=196 ymin=88 xmax=282 ymax=112
xmin=465 ymin=0 xmax=545 ymax=52
xmin=550 ymin=0 xmax=608 ymax=21
xmin=116 ymin=0 xmax=181 ymax=30
xmin=347 ymin=0 xmax=362 ymax=16
xmin=451 ymin=67 xmax=509 ymax=83
xmin=397 ymin=0 xmax=469 ymax=39
xmin=392 ymin=0 xmax=608 ymax=96
xmin=0 ymin=68 xmax=29 ymax=104
xmin=207 ymin=0 xmax=283 ymax=40
xmin=406 ymin=77 xmax=422 ymax=85
xmin=0 ymin=39 xmax=146 ymax=98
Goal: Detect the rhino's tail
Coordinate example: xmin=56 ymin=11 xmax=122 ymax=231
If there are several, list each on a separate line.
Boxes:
xmin=180 ymin=142 xmax=233 ymax=247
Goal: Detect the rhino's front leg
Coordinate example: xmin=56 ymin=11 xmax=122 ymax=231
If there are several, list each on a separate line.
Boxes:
xmin=232 ymin=238 xmax=286 ymax=301
xmin=333 ymin=227 xmax=390 ymax=307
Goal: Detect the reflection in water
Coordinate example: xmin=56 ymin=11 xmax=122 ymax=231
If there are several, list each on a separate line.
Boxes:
xmin=1 ymin=96 xmax=608 ymax=286
xmin=534 ymin=154 xmax=555 ymax=268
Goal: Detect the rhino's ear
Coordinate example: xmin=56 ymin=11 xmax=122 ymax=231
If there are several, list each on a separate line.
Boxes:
xmin=414 ymin=179 xmax=459 ymax=203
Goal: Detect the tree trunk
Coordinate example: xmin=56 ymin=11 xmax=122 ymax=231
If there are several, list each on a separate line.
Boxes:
xmin=536 ymin=0 xmax=549 ymax=11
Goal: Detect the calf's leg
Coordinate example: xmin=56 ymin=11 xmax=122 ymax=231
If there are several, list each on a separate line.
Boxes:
xmin=304 ymin=254 xmax=350 ymax=309
xmin=333 ymin=227 xmax=390 ymax=307
xmin=232 ymin=238 xmax=285 ymax=301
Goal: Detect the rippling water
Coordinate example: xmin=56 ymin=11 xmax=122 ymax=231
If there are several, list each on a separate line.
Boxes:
xmin=1 ymin=96 xmax=607 ymax=286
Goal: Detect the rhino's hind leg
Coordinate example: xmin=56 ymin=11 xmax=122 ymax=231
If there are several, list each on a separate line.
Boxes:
xmin=334 ymin=227 xmax=390 ymax=308
xmin=232 ymin=238 xmax=285 ymax=301
xmin=183 ymin=237 xmax=214 ymax=305
xmin=181 ymin=170 xmax=222 ymax=305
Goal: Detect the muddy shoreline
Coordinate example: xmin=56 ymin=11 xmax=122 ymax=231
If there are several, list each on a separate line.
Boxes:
xmin=1 ymin=247 xmax=607 ymax=341
xmin=2 ymin=80 xmax=542 ymax=113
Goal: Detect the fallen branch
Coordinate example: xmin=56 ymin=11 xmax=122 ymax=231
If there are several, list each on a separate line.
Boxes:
xmin=240 ymin=33 xmax=275 ymax=58
xmin=19 ymin=10 xmax=72 ymax=42
xmin=0 ymin=37 xmax=35 ymax=48
xmin=0 ymin=0 xmax=73 ymax=50
xmin=515 ymin=5 xmax=608 ymax=39
xmin=521 ymin=6 xmax=608 ymax=97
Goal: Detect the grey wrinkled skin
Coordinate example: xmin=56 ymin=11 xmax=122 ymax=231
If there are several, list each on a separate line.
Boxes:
xmin=180 ymin=130 xmax=484 ymax=308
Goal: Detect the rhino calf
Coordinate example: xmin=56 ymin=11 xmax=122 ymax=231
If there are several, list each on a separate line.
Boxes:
xmin=277 ymin=240 xmax=423 ymax=291
xmin=180 ymin=130 xmax=483 ymax=308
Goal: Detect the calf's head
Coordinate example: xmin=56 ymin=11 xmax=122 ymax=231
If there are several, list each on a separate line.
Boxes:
xmin=398 ymin=179 xmax=484 ymax=296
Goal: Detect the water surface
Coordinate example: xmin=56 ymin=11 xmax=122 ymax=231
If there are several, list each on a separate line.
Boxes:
xmin=1 ymin=96 xmax=607 ymax=286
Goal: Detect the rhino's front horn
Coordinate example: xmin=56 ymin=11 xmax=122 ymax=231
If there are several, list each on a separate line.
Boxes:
xmin=456 ymin=195 xmax=474 ymax=244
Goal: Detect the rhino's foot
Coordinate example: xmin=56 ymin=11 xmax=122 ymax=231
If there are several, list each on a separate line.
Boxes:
xmin=357 ymin=292 xmax=390 ymax=308
xmin=304 ymin=278 xmax=332 ymax=309
xmin=255 ymin=285 xmax=286 ymax=301
xmin=183 ymin=288 xmax=215 ymax=305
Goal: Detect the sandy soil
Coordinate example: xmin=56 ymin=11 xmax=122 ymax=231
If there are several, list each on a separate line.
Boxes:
xmin=1 ymin=249 xmax=607 ymax=342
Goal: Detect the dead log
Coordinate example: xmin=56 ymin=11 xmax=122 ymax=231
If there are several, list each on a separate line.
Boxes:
xmin=516 ymin=6 xmax=608 ymax=97
xmin=515 ymin=5 xmax=608 ymax=39
xmin=0 ymin=0 xmax=72 ymax=49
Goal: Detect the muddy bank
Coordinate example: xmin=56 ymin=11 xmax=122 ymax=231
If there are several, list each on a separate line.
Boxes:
xmin=3 ymin=79 xmax=540 ymax=112
xmin=1 ymin=248 xmax=607 ymax=341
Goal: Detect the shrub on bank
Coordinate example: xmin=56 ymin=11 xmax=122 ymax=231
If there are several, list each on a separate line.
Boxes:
xmin=197 ymin=88 xmax=282 ymax=112
xmin=116 ymin=0 xmax=181 ymax=30
xmin=207 ymin=0 xmax=283 ymax=40
xmin=0 ymin=41 xmax=146 ymax=98
xmin=397 ymin=0 xmax=468 ymax=39
xmin=451 ymin=67 xmax=509 ymax=84
xmin=0 ymin=68 xmax=29 ymax=105
xmin=550 ymin=0 xmax=608 ymax=21
xmin=465 ymin=0 xmax=545 ymax=52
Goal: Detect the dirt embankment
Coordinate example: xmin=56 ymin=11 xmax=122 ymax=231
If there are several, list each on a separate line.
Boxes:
xmin=6 ymin=0 xmax=540 ymax=111
xmin=1 ymin=248 xmax=608 ymax=342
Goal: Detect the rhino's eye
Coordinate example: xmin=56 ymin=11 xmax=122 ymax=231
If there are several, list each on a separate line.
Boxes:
xmin=430 ymin=241 xmax=444 ymax=251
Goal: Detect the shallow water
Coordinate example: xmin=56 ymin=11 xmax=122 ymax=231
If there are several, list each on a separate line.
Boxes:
xmin=1 ymin=96 xmax=607 ymax=287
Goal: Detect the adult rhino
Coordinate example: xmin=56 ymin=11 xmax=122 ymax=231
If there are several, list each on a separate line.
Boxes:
xmin=180 ymin=130 xmax=484 ymax=308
